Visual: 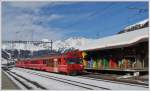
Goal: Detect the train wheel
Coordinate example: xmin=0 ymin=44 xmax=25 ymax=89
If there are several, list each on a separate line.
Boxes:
xmin=69 ymin=72 xmax=77 ymax=76
xmin=72 ymin=72 xmax=77 ymax=76
xmin=66 ymin=72 xmax=70 ymax=75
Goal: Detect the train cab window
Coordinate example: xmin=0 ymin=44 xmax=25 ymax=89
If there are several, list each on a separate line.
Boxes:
xmin=67 ymin=58 xmax=82 ymax=64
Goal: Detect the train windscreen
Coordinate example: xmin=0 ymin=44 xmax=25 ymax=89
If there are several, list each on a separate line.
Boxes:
xmin=67 ymin=58 xmax=82 ymax=64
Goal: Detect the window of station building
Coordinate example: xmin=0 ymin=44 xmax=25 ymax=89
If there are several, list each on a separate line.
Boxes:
xmin=83 ymin=55 xmax=90 ymax=61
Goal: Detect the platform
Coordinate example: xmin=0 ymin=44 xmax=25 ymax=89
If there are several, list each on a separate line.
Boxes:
xmin=2 ymin=70 xmax=20 ymax=90
xmin=85 ymin=68 xmax=148 ymax=75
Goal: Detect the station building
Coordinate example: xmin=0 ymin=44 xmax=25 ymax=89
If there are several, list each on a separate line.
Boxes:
xmin=81 ymin=20 xmax=149 ymax=75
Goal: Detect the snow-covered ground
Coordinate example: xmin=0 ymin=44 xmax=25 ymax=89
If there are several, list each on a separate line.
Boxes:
xmin=7 ymin=67 xmax=148 ymax=90
xmin=4 ymin=70 xmax=86 ymax=90
xmin=2 ymin=58 xmax=8 ymax=65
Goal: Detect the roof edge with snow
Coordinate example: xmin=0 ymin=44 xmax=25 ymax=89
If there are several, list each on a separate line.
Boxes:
xmin=80 ymin=27 xmax=149 ymax=51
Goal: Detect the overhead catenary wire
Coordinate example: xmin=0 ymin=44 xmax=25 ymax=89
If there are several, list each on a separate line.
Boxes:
xmin=62 ymin=3 xmax=115 ymax=29
xmin=105 ymin=7 xmax=148 ymax=33
xmin=61 ymin=3 xmax=137 ymax=29
xmin=95 ymin=12 xmax=147 ymax=36
xmin=61 ymin=3 xmax=148 ymax=38
xmin=61 ymin=2 xmax=147 ymax=32
xmin=82 ymin=4 xmax=148 ymax=37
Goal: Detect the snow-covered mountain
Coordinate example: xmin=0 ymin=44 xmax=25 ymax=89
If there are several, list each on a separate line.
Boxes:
xmin=2 ymin=37 xmax=94 ymax=51
xmin=53 ymin=37 xmax=93 ymax=51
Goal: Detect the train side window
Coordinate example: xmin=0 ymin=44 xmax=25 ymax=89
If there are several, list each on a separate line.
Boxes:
xmin=43 ymin=60 xmax=47 ymax=64
xmin=58 ymin=58 xmax=61 ymax=64
xmin=47 ymin=60 xmax=49 ymax=66
xmin=47 ymin=59 xmax=54 ymax=67
xmin=32 ymin=61 xmax=36 ymax=64
xmin=51 ymin=59 xmax=54 ymax=67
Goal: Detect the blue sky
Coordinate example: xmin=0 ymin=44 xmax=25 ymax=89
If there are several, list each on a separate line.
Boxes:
xmin=2 ymin=2 xmax=148 ymax=41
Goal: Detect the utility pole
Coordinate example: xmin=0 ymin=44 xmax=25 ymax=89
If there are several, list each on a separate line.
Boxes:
xmin=31 ymin=30 xmax=34 ymax=58
xmin=31 ymin=30 xmax=34 ymax=41
xmin=15 ymin=31 xmax=19 ymax=41
xmin=50 ymin=40 xmax=53 ymax=51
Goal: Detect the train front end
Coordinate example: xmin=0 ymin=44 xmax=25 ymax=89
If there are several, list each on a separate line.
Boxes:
xmin=65 ymin=51 xmax=84 ymax=75
xmin=67 ymin=58 xmax=84 ymax=75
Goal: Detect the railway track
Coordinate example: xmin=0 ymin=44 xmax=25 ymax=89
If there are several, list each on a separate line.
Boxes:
xmin=3 ymin=70 xmax=47 ymax=90
xmin=17 ymin=68 xmax=148 ymax=88
xmin=13 ymin=68 xmax=110 ymax=90
xmin=76 ymin=75 xmax=149 ymax=88
xmin=12 ymin=68 xmax=148 ymax=90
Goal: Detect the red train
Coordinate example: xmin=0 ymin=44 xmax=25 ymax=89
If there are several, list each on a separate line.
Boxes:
xmin=15 ymin=50 xmax=84 ymax=75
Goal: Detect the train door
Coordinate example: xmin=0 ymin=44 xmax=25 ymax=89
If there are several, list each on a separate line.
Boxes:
xmin=53 ymin=58 xmax=59 ymax=72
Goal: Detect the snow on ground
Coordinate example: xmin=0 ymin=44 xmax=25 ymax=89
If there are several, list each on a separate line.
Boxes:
xmin=3 ymin=71 xmax=27 ymax=89
xmin=2 ymin=58 xmax=8 ymax=65
xmin=10 ymin=68 xmax=88 ymax=90
xmin=11 ymin=67 xmax=148 ymax=90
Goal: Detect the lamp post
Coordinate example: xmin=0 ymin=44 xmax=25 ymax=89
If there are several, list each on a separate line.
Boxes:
xmin=31 ymin=29 xmax=34 ymax=41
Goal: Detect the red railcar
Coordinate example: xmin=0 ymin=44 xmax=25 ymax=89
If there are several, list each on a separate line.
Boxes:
xmin=15 ymin=50 xmax=84 ymax=75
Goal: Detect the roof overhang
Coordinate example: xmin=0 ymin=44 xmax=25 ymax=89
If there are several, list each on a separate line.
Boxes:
xmin=79 ymin=27 xmax=149 ymax=52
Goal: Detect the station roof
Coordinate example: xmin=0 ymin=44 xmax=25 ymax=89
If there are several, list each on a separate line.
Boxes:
xmin=79 ymin=27 xmax=149 ymax=51
xmin=124 ymin=19 xmax=148 ymax=30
